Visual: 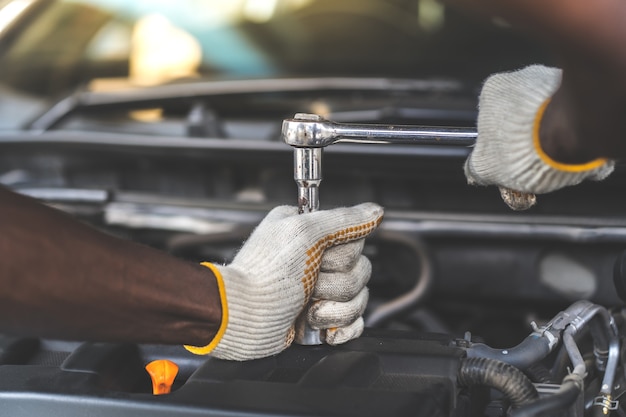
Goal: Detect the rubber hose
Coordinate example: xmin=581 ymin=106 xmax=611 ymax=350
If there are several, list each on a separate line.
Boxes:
xmin=510 ymin=376 xmax=582 ymax=417
xmin=466 ymin=334 xmax=552 ymax=370
xmin=457 ymin=357 xmax=538 ymax=409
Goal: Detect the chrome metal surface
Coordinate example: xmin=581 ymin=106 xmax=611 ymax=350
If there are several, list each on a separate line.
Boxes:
xmin=290 ymin=116 xmax=324 ymax=343
xmin=295 ymin=147 xmax=322 ymax=214
xmin=294 ymin=317 xmax=323 ymax=346
xmin=282 ymin=113 xmax=476 ymax=148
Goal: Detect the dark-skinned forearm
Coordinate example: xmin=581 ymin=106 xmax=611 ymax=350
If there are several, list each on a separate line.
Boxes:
xmin=0 ymin=186 xmax=221 ymax=345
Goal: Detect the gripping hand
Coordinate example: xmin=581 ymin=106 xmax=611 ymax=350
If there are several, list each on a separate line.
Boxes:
xmin=185 ymin=203 xmax=383 ymax=361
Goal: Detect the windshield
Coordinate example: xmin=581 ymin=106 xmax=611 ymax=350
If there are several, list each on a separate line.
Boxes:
xmin=0 ymin=0 xmax=550 ymax=127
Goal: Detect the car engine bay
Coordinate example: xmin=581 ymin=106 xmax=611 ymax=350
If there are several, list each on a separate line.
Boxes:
xmin=1 ymin=78 xmax=626 ymax=417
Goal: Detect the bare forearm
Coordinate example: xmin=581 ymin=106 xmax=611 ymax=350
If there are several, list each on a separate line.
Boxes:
xmin=0 ymin=186 xmax=220 ymax=346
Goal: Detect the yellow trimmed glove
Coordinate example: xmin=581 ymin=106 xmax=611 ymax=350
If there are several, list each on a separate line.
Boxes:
xmin=185 ymin=203 xmax=384 ymax=361
xmin=464 ymin=65 xmax=614 ymax=209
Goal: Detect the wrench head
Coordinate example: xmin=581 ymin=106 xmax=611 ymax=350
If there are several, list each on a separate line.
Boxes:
xmin=282 ymin=114 xmax=335 ymax=147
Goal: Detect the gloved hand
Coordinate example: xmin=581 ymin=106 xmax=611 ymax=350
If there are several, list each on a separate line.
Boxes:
xmin=464 ymin=65 xmax=614 ymax=210
xmin=185 ymin=203 xmax=384 ymax=361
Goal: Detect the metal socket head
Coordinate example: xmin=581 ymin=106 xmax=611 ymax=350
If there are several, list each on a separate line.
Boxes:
xmin=282 ymin=114 xmax=336 ymax=148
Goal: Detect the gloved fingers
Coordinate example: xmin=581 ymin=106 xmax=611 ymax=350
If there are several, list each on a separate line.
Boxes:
xmin=307 ymin=287 xmax=368 ymax=329
xmin=464 ymin=156 xmax=485 ymax=186
xmin=314 ymin=255 xmax=371 ymax=301
xmin=498 ymin=187 xmax=537 ymax=211
xmin=215 ymin=203 xmax=381 ymax=361
xmin=324 ymin=317 xmax=364 ymax=346
xmin=320 ymin=239 xmax=365 ymax=272
xmin=235 ymin=203 xmax=382 ymax=269
xmin=265 ymin=203 xmax=383 ymax=236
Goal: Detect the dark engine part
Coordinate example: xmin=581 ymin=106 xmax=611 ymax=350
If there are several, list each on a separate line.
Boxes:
xmin=2 ymin=81 xmax=626 ymax=417
xmin=0 ymin=330 xmax=485 ymax=417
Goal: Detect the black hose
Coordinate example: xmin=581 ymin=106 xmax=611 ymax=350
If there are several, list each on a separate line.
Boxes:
xmin=509 ymin=374 xmax=583 ymax=417
xmin=457 ymin=357 xmax=538 ymax=409
xmin=466 ymin=334 xmax=552 ymax=370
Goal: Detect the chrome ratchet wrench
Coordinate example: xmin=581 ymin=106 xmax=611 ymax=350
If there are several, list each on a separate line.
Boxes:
xmin=281 ymin=113 xmax=533 ymax=345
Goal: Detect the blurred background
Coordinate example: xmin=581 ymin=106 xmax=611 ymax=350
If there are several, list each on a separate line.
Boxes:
xmin=0 ymin=0 xmax=552 ymax=128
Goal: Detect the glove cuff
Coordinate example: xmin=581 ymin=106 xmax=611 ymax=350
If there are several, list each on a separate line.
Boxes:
xmin=194 ymin=263 xmax=300 ymax=361
xmin=183 ymin=262 xmax=229 ymax=355
xmin=532 ymin=98 xmax=609 ymax=172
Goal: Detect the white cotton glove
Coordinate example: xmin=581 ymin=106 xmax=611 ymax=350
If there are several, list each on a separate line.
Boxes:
xmin=185 ymin=203 xmax=384 ymax=361
xmin=464 ymin=65 xmax=614 ymax=210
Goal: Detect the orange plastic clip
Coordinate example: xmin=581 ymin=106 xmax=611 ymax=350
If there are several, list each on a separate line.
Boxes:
xmin=145 ymin=359 xmax=179 ymax=395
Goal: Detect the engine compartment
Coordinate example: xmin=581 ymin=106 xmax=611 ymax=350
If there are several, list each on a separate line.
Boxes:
xmin=2 ymin=82 xmax=626 ymax=416
xmin=0 ymin=331 xmax=477 ymax=417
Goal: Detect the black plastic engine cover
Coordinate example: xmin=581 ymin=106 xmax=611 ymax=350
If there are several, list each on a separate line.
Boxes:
xmin=0 ymin=330 xmax=475 ymax=417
